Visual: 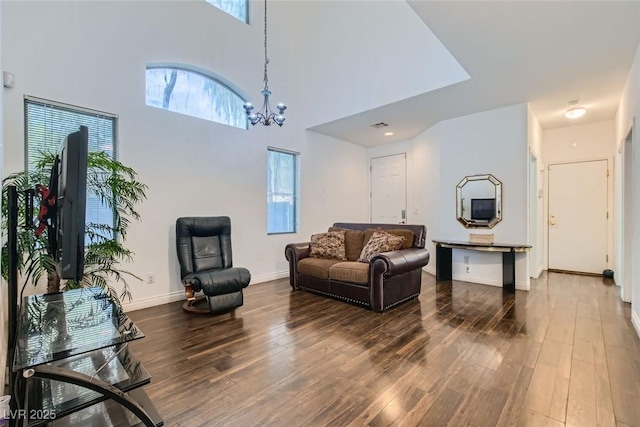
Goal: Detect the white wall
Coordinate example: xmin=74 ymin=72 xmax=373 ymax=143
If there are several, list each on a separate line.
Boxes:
xmin=369 ymin=103 xmax=530 ymax=290
xmin=303 ymin=0 xmax=469 ymax=128
xmin=541 ymin=120 xmax=616 ymax=274
xmin=527 ymin=106 xmax=544 ymax=277
xmin=615 ymin=41 xmax=640 ymax=338
xmin=1 ymin=1 xmax=369 ymax=310
xmin=543 ymin=120 xmax=616 ymax=163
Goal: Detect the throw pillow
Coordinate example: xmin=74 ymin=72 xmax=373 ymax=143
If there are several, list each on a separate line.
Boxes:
xmin=363 ymin=227 xmax=414 ymax=249
xmin=358 ymin=230 xmax=405 ymax=263
xmin=385 ymin=229 xmax=415 ymax=249
xmin=328 ymin=227 xmax=366 ymax=261
xmin=309 ymin=231 xmax=347 ymax=260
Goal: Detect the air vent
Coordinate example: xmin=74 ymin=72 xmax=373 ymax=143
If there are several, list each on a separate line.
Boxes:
xmin=370 ymin=122 xmax=389 ymax=128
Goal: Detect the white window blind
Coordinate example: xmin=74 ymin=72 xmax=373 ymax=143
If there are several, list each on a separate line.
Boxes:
xmin=24 ymin=96 xmax=117 ymax=241
xmin=267 ymin=148 xmax=299 ymax=234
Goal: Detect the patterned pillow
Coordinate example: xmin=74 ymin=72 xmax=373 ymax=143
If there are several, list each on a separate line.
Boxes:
xmin=309 ymin=231 xmax=347 ymax=260
xmin=358 ymin=230 xmax=405 ymax=263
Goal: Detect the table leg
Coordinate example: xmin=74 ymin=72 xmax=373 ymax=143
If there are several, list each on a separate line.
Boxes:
xmin=502 ymin=250 xmax=516 ymax=293
xmin=436 ymin=244 xmax=453 ymax=281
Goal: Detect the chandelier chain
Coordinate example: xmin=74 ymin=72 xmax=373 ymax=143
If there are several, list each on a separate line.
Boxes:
xmin=263 ymin=0 xmax=269 ymax=90
xmin=243 ymin=0 xmax=286 ymax=127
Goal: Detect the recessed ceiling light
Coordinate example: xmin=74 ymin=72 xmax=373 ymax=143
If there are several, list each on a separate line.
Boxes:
xmin=565 ymin=107 xmax=586 ymax=119
xmin=384 ymin=132 xmax=394 ymax=136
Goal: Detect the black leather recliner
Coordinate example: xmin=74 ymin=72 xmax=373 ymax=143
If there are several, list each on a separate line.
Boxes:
xmin=176 ymin=217 xmax=251 ymax=314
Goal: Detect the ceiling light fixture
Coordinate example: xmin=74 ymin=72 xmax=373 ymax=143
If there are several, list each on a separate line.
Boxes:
xmin=565 ymin=107 xmax=586 ymax=119
xmin=370 ymin=122 xmax=389 ymax=128
xmin=384 ymin=132 xmax=394 ymax=136
xmin=243 ymin=0 xmax=286 ymax=127
xmin=564 ymin=100 xmax=586 ymax=119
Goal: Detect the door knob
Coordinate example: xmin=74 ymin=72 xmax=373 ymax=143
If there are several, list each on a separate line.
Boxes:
xmin=550 ymin=220 xmax=556 ymax=226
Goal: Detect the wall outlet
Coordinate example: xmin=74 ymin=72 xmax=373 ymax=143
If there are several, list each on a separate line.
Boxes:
xmin=146 ymin=273 xmax=155 ymax=284
xmin=463 ymin=256 xmax=470 ymax=265
xmin=466 ymin=266 xmax=470 ymax=273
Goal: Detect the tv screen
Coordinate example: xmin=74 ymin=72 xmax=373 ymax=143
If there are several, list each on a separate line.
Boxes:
xmin=57 ymin=126 xmax=88 ymax=281
xmin=471 ymin=198 xmax=495 ymax=221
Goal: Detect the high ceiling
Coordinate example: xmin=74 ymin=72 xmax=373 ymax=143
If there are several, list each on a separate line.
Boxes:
xmin=309 ymin=1 xmax=640 ymax=147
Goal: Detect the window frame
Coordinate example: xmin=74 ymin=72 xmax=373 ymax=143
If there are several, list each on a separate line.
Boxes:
xmin=267 ymin=147 xmax=300 ymax=235
xmin=145 ymin=65 xmax=249 ymax=130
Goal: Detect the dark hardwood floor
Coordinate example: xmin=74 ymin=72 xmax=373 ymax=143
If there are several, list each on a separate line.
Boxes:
xmin=127 ymin=272 xmax=640 ymax=427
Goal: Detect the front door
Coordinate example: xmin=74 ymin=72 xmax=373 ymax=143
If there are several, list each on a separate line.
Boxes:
xmin=371 ymin=153 xmax=407 ymax=224
xmin=548 ymin=160 xmax=608 ymax=274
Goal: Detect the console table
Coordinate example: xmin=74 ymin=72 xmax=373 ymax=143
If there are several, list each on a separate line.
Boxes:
xmin=12 ymin=287 xmax=163 ymax=427
xmin=432 ymin=239 xmax=531 ymax=293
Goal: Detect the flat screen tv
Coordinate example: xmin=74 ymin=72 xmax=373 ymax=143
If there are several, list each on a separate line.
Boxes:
xmin=471 ymin=198 xmax=495 ymax=221
xmin=57 ymin=126 xmax=88 ymax=281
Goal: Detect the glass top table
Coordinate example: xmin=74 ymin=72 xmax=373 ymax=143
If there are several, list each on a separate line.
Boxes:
xmin=13 ymin=287 xmax=144 ymax=371
xmin=11 ymin=287 xmax=162 ymax=426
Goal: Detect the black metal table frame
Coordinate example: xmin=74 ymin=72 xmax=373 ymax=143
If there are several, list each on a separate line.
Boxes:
xmin=433 ymin=240 xmax=531 ymax=293
xmin=20 ymin=364 xmax=156 ymax=427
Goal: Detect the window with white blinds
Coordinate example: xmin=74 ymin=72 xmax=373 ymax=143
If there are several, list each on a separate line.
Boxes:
xmin=24 ymin=96 xmax=117 ymax=242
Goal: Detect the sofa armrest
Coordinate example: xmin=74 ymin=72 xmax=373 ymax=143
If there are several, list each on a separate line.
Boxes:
xmin=370 ymin=247 xmax=430 ymax=277
xmin=285 ymin=242 xmax=311 ymax=289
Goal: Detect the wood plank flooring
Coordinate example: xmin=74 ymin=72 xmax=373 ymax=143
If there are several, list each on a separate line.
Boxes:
xmin=127 ymin=272 xmax=640 ymax=427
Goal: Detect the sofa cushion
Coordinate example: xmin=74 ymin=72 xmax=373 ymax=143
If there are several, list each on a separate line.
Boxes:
xmin=358 ymin=231 xmax=405 ymax=263
xmin=329 ymin=262 xmax=369 ymax=284
xmin=309 ymin=231 xmax=347 ymax=260
xmin=364 ymin=228 xmax=414 ymax=249
xmin=328 ymin=227 xmax=365 ymax=261
xmin=298 ymin=258 xmax=343 ymax=279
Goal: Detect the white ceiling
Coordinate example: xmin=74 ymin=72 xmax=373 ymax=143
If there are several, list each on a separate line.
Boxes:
xmin=309 ymin=1 xmax=640 ymax=147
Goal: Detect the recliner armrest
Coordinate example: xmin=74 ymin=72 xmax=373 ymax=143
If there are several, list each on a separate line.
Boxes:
xmin=285 ymin=242 xmax=311 ymax=289
xmin=370 ymin=248 xmax=430 ymax=276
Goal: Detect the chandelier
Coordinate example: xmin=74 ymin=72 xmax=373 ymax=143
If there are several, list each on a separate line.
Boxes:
xmin=243 ymin=0 xmax=287 ymax=127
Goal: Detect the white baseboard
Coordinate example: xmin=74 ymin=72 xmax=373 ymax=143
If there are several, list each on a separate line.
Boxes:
xmin=632 ymin=310 xmax=640 ymax=340
xmin=123 ymin=271 xmax=289 ymax=313
xmin=123 ymin=290 xmax=185 ymax=312
xmin=421 ymin=266 xmax=529 ymax=290
xmin=250 ymin=270 xmax=289 ymax=284
xmin=532 ymin=265 xmax=544 ymax=279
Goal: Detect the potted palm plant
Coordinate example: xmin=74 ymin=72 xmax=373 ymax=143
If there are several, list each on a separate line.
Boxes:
xmin=1 ymin=151 xmax=147 ymax=304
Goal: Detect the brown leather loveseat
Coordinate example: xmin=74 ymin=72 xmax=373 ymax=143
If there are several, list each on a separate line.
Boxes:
xmin=285 ymin=223 xmax=430 ymax=312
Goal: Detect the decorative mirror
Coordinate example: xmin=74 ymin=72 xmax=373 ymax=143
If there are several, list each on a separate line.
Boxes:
xmin=456 ymin=174 xmax=502 ymax=229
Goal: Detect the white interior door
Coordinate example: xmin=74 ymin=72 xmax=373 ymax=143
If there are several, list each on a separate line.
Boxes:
xmin=548 ymin=160 xmax=608 ymax=274
xmin=371 ymin=154 xmax=407 ymax=223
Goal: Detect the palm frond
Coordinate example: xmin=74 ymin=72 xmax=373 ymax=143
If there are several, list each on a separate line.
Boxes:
xmin=1 ymin=149 xmax=147 ymax=303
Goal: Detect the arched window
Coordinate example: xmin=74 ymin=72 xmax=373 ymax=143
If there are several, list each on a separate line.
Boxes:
xmin=145 ymin=66 xmax=248 ymax=130
xmin=206 ymin=0 xmax=247 ymax=23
